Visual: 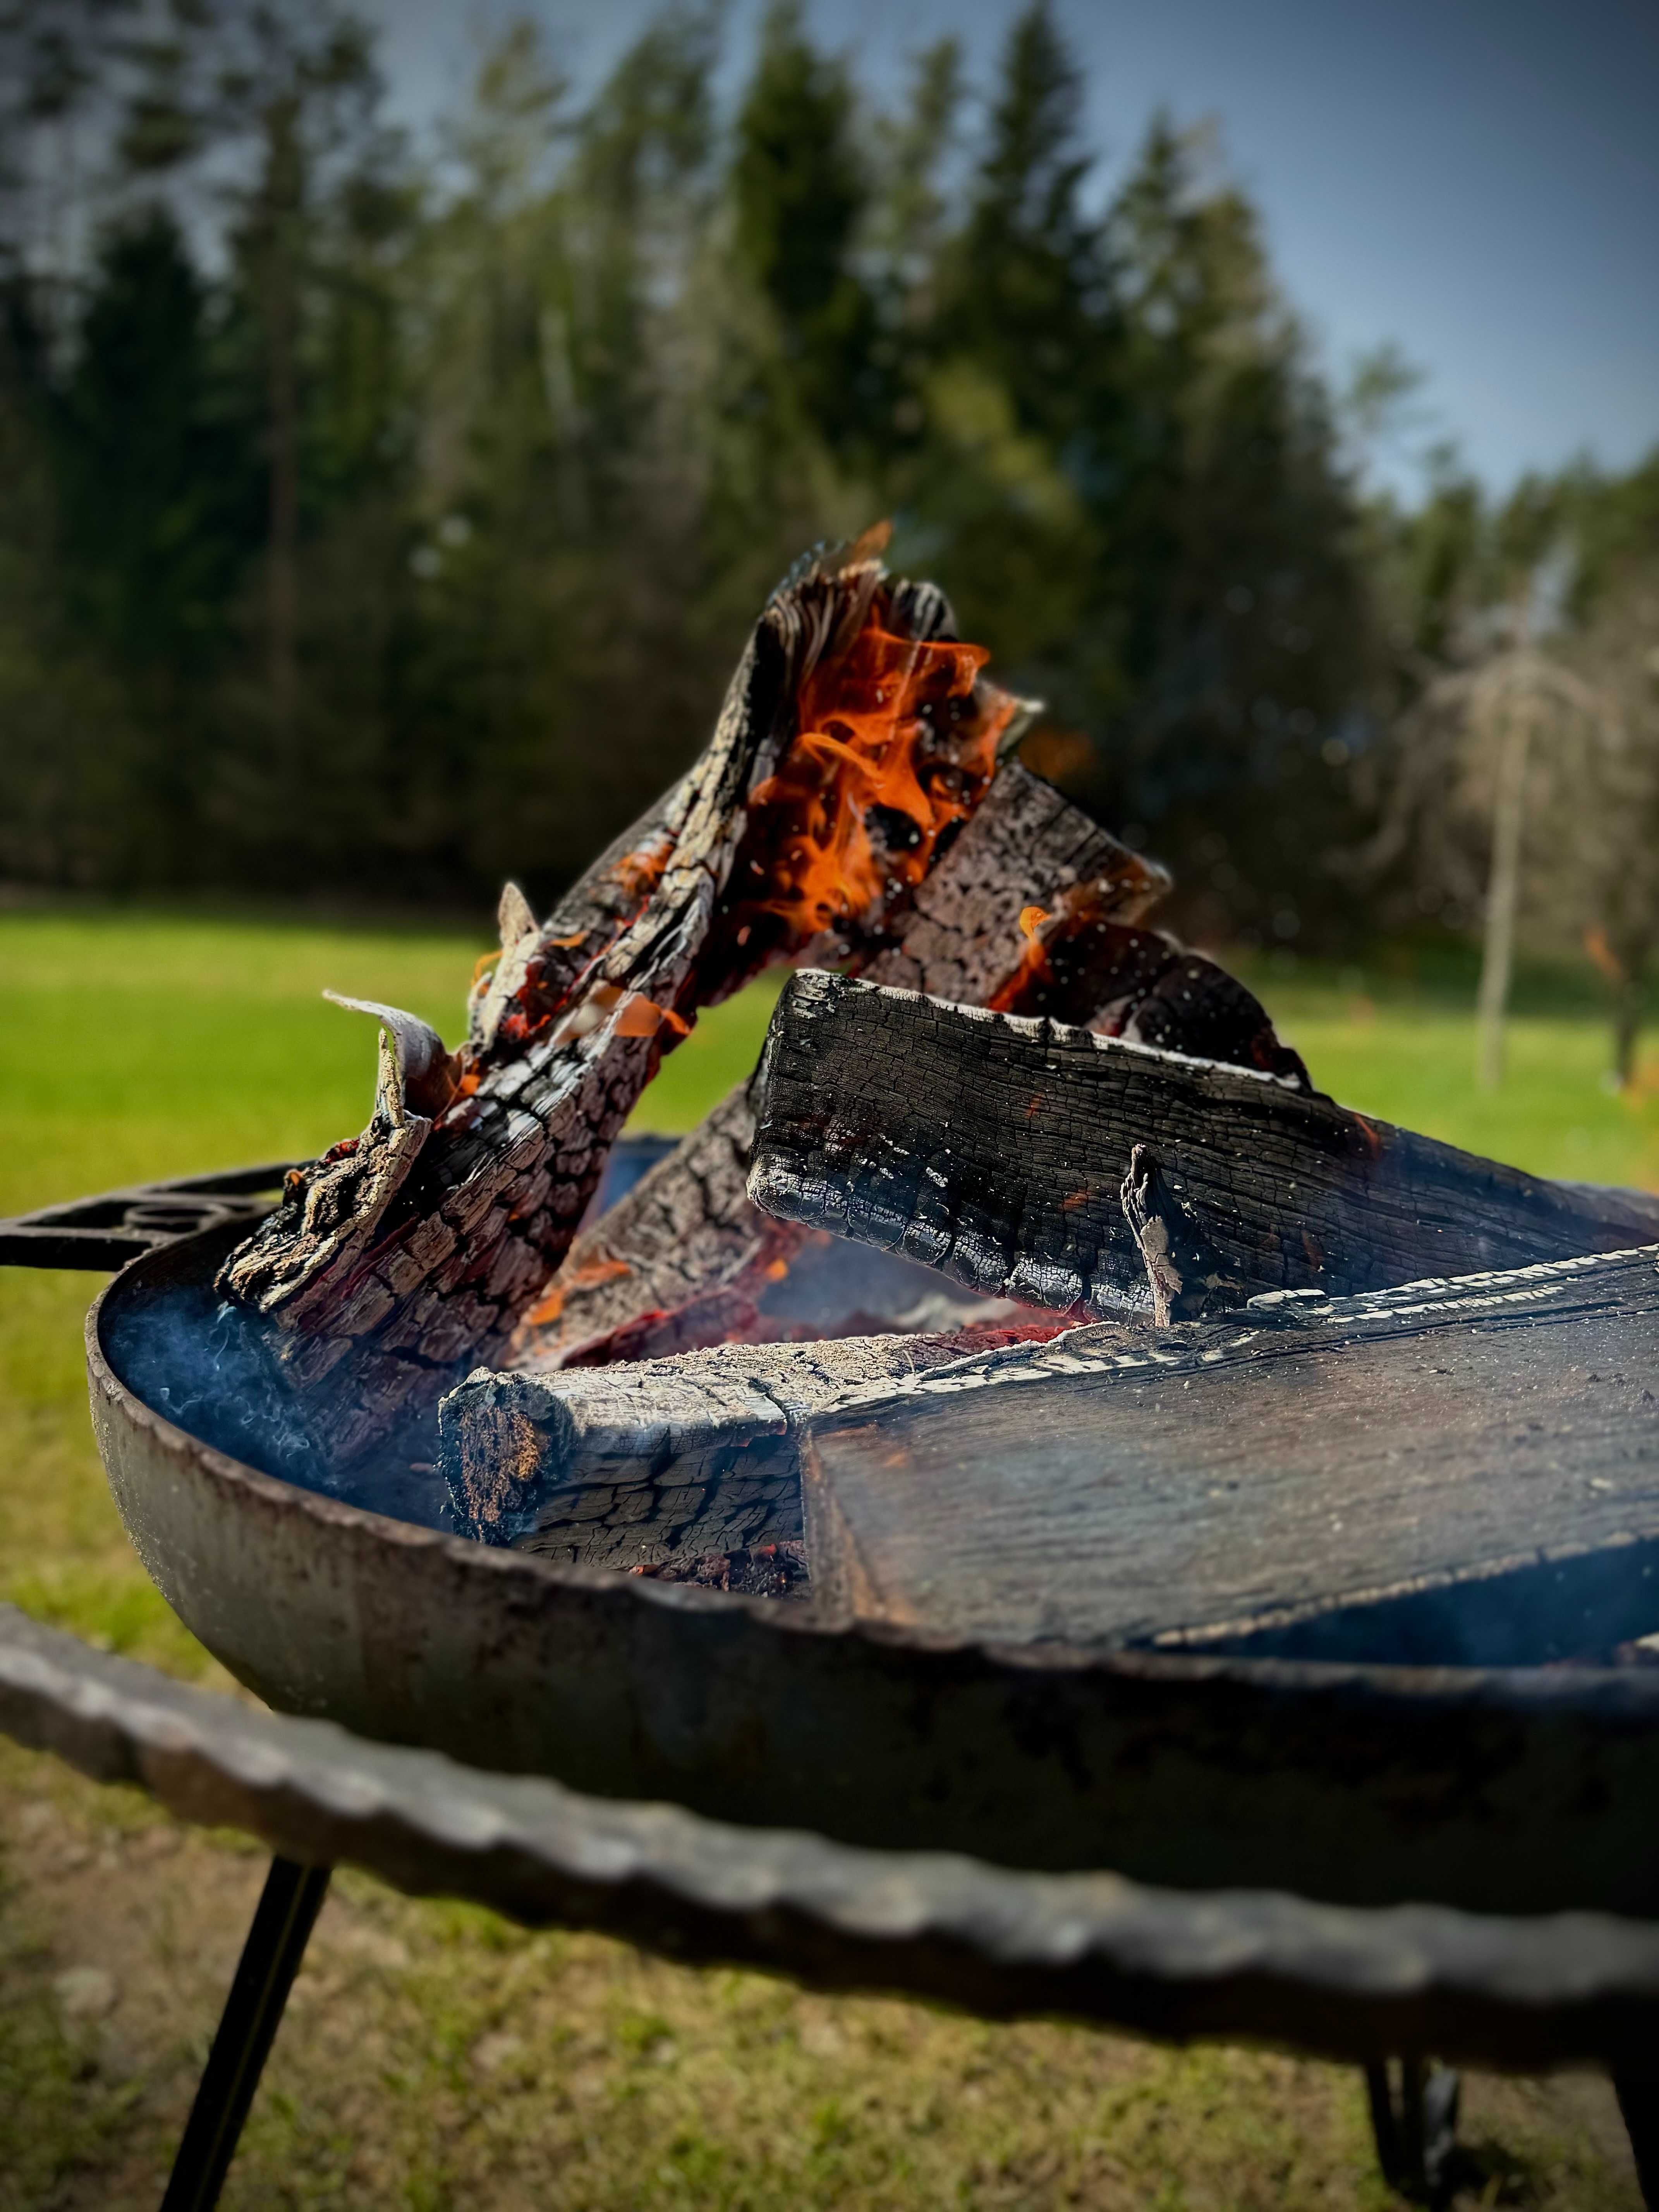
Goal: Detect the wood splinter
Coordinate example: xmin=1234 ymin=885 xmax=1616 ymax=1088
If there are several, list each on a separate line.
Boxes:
xmin=1119 ymin=1142 xmax=1248 ymax=1324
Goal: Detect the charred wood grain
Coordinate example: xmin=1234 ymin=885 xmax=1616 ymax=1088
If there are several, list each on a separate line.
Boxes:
xmin=216 ymin=548 xmax=1015 ymax=1466
xmin=440 ymin=1323 xmax=1057 ymax=1563
xmin=749 ymin=972 xmax=1659 ymax=1316
xmin=798 ymin=1246 xmax=1659 ymax=1655
xmin=508 ymin=767 xmax=1277 ymax=1370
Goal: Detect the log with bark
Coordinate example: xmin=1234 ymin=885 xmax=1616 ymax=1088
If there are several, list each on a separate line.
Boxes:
xmin=216 ymin=536 xmax=1028 ymax=1467
xmin=505 ymin=763 xmax=1165 ymax=1367
xmin=748 ymin=971 xmax=1659 ymax=1315
xmin=795 ymin=1245 xmax=1659 ymax=1658
xmin=439 ymin=1321 xmax=1060 ymax=1562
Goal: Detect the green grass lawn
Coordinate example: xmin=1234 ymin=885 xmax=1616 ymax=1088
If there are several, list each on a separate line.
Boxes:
xmin=1 ymin=905 xmax=1651 ymax=2210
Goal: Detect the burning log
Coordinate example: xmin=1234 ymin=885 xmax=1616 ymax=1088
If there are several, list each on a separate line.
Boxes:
xmin=509 ymin=764 xmax=1306 ymax=1369
xmin=438 ymin=1322 xmax=1057 ymax=1563
xmin=795 ymin=1245 xmax=1659 ymax=1654
xmin=217 ymin=535 xmax=1027 ymax=1466
xmin=508 ymin=762 xmax=1170 ymax=1367
xmin=748 ymin=972 xmax=1659 ymax=1314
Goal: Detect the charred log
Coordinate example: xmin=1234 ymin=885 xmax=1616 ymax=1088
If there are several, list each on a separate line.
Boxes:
xmin=508 ymin=766 xmax=1288 ymax=1370
xmin=748 ymin=972 xmax=1659 ymax=1314
xmin=217 ymin=540 xmax=1023 ymax=1467
xmin=634 ymin=1542 xmax=810 ymax=1599
xmin=796 ymin=1246 xmax=1659 ymax=1654
xmin=439 ymin=1323 xmax=1057 ymax=1561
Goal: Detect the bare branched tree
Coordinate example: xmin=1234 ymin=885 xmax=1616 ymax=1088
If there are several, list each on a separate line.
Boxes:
xmin=1359 ymin=552 xmax=1658 ymax=1088
xmin=1540 ymin=558 xmax=1659 ymax=1086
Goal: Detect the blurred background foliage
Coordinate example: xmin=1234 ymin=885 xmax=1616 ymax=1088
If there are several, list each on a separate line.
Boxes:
xmin=0 ymin=0 xmax=1656 ymax=1003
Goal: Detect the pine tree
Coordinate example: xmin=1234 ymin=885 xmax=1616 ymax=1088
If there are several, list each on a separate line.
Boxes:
xmin=53 ymin=208 xmax=254 ymax=673
xmin=731 ymin=2 xmax=876 ymax=455
xmin=946 ymin=0 xmax=1114 ymax=447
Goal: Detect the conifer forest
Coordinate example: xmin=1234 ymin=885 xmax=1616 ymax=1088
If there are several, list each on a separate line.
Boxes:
xmin=2 ymin=0 xmax=1656 ymax=1003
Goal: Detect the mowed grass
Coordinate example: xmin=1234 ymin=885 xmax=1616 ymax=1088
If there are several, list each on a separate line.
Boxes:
xmin=0 ymin=905 xmax=1652 ymax=2210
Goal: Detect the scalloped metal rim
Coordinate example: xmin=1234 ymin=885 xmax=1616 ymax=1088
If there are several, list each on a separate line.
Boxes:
xmin=5 ymin=1601 xmax=1659 ymax=2070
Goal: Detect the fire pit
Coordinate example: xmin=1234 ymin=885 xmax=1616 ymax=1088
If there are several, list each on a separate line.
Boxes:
xmin=9 ymin=532 xmax=1659 ymax=2205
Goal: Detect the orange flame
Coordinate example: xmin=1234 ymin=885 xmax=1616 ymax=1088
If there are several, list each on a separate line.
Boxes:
xmin=987 ymin=904 xmax=1052 ymax=1012
xmin=740 ymin=623 xmax=1012 ymax=948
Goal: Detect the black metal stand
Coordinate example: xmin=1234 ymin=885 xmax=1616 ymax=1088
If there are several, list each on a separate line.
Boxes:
xmin=1364 ymin=2057 xmax=1460 ymax=2205
xmin=160 ymin=1855 xmax=332 ymax=2212
xmin=1614 ymin=2077 xmax=1659 ymax=2210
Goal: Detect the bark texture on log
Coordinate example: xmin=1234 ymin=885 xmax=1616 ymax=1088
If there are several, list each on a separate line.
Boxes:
xmin=216 ymin=547 xmax=1017 ymax=1466
xmin=857 ymin=761 xmax=1168 ymax=1005
xmin=749 ymin=972 xmax=1659 ymax=1316
xmin=798 ymin=1246 xmax=1659 ymax=1653
xmin=439 ymin=1324 xmax=1053 ymax=1562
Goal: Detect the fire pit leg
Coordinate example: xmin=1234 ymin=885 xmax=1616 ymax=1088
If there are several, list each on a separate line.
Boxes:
xmin=159 ymin=1855 xmax=332 ymax=2212
xmin=1363 ymin=2058 xmax=1460 ymax=2205
xmin=1614 ymin=2077 xmax=1659 ymax=2209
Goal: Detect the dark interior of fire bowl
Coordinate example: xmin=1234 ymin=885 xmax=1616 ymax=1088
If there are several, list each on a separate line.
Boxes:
xmin=95 ymin=1140 xmax=684 ymax=1539
xmin=101 ymin=1248 xmax=446 ymax=1523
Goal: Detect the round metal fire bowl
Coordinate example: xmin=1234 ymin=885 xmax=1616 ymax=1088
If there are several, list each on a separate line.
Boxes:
xmin=90 ymin=1225 xmax=1659 ymax=1921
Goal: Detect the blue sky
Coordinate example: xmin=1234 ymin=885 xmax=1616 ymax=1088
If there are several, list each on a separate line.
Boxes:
xmin=361 ymin=0 xmax=1659 ymax=502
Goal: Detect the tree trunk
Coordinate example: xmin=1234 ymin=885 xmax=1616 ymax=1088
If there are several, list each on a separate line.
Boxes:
xmin=262 ymin=97 xmax=302 ymax=765
xmin=1476 ymin=697 xmax=1531 ymax=1091
xmin=1612 ymin=949 xmax=1647 ymax=1090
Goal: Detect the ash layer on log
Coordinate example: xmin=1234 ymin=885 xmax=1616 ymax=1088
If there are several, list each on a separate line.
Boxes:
xmin=439 ymin=1324 xmax=1052 ymax=1563
xmin=216 ymin=537 xmax=1024 ymax=1468
xmin=749 ymin=971 xmax=1659 ymax=1314
xmin=508 ymin=764 xmax=1299 ymax=1370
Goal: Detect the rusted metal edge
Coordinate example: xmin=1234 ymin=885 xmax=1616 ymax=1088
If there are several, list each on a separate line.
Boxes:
xmin=3 ymin=1600 xmax=1658 ymax=2069
xmin=0 ymin=1164 xmax=297 ymax=1271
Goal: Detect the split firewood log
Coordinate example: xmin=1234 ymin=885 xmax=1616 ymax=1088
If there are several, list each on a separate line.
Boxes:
xmin=438 ymin=1321 xmax=1061 ymax=1561
xmin=795 ymin=1245 xmax=1659 ymax=1654
xmin=217 ymin=534 xmax=1029 ymax=1466
xmin=748 ymin=971 xmax=1659 ymax=1314
xmin=1118 ymin=1142 xmax=1250 ymax=1323
xmin=507 ymin=766 xmax=1309 ymax=1369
